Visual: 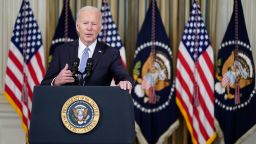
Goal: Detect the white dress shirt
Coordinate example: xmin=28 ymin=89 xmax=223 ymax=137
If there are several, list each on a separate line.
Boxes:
xmin=78 ymin=38 xmax=97 ymax=63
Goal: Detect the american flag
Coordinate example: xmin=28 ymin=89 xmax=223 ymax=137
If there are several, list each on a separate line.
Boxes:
xmin=4 ymin=0 xmax=45 ymax=137
xmin=97 ymin=0 xmax=126 ymax=67
xmin=221 ymin=72 xmax=230 ymax=87
xmin=175 ymin=1 xmax=216 ymax=144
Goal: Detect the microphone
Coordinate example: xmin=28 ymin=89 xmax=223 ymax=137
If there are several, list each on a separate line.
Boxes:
xmin=71 ymin=57 xmax=81 ymax=85
xmin=82 ymin=58 xmax=93 ymax=85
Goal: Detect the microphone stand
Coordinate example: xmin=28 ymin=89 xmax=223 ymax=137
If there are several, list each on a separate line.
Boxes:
xmin=80 ymin=58 xmax=94 ymax=86
xmin=71 ymin=57 xmax=81 ymax=86
xmin=77 ymin=72 xmax=84 ymax=86
xmin=82 ymin=70 xmax=91 ymax=86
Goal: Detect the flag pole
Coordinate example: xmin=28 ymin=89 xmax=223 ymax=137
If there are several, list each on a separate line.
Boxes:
xmin=193 ymin=0 xmax=200 ymax=106
xmin=64 ymin=0 xmax=70 ymax=42
xmin=148 ymin=0 xmax=157 ymax=104
xmin=234 ymin=0 xmax=241 ymax=104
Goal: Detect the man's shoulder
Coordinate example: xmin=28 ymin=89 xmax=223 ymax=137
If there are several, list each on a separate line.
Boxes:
xmin=97 ymin=41 xmax=118 ymax=53
xmin=97 ymin=41 xmax=108 ymax=48
xmin=53 ymin=40 xmax=78 ymax=54
xmin=58 ymin=40 xmax=78 ymax=49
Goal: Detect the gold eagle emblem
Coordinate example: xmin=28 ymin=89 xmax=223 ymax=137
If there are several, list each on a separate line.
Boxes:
xmin=73 ymin=108 xmax=88 ymax=124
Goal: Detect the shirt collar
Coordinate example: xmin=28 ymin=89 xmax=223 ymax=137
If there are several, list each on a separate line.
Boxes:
xmin=78 ymin=39 xmax=97 ymax=58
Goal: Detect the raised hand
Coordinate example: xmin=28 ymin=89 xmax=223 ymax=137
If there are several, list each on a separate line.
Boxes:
xmin=54 ymin=64 xmax=74 ymax=86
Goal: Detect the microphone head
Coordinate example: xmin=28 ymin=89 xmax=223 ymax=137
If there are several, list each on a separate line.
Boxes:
xmin=86 ymin=58 xmax=93 ymax=67
xmin=84 ymin=58 xmax=93 ymax=76
xmin=71 ymin=57 xmax=80 ymax=75
xmin=71 ymin=57 xmax=81 ymax=85
xmin=74 ymin=57 xmax=80 ymax=67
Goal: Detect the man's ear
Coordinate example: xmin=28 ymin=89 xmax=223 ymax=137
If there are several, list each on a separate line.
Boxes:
xmin=76 ymin=23 xmax=79 ymax=31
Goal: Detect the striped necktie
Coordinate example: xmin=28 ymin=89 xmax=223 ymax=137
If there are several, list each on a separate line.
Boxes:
xmin=79 ymin=48 xmax=89 ymax=73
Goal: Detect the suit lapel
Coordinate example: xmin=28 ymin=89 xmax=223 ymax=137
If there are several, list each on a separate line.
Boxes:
xmin=92 ymin=42 xmax=104 ymax=69
xmin=69 ymin=40 xmax=79 ymax=63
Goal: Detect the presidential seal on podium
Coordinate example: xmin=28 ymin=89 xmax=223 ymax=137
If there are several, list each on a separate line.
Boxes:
xmin=61 ymin=95 xmax=100 ymax=134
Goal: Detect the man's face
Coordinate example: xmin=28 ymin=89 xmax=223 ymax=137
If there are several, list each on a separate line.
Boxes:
xmin=76 ymin=10 xmax=101 ymax=46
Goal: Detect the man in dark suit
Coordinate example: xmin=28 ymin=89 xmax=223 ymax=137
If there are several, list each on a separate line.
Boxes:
xmin=41 ymin=6 xmax=133 ymax=93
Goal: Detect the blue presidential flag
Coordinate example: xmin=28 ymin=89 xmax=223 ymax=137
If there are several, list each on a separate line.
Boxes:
xmin=48 ymin=0 xmax=78 ymax=63
xmin=214 ymin=0 xmax=256 ymax=143
xmin=132 ymin=0 xmax=179 ymax=143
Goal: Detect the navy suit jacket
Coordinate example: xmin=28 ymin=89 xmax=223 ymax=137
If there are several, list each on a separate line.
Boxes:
xmin=41 ymin=40 xmax=133 ymax=86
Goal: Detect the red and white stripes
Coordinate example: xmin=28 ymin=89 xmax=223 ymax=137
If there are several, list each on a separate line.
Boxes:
xmin=4 ymin=42 xmax=45 ymax=135
xmin=176 ymin=42 xmax=216 ymax=144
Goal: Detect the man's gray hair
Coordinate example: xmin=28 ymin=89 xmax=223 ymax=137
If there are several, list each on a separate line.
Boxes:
xmin=76 ymin=6 xmax=102 ymax=24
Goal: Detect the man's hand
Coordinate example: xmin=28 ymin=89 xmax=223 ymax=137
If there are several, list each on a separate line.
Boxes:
xmin=118 ymin=81 xmax=132 ymax=94
xmin=54 ymin=64 xmax=74 ymax=86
